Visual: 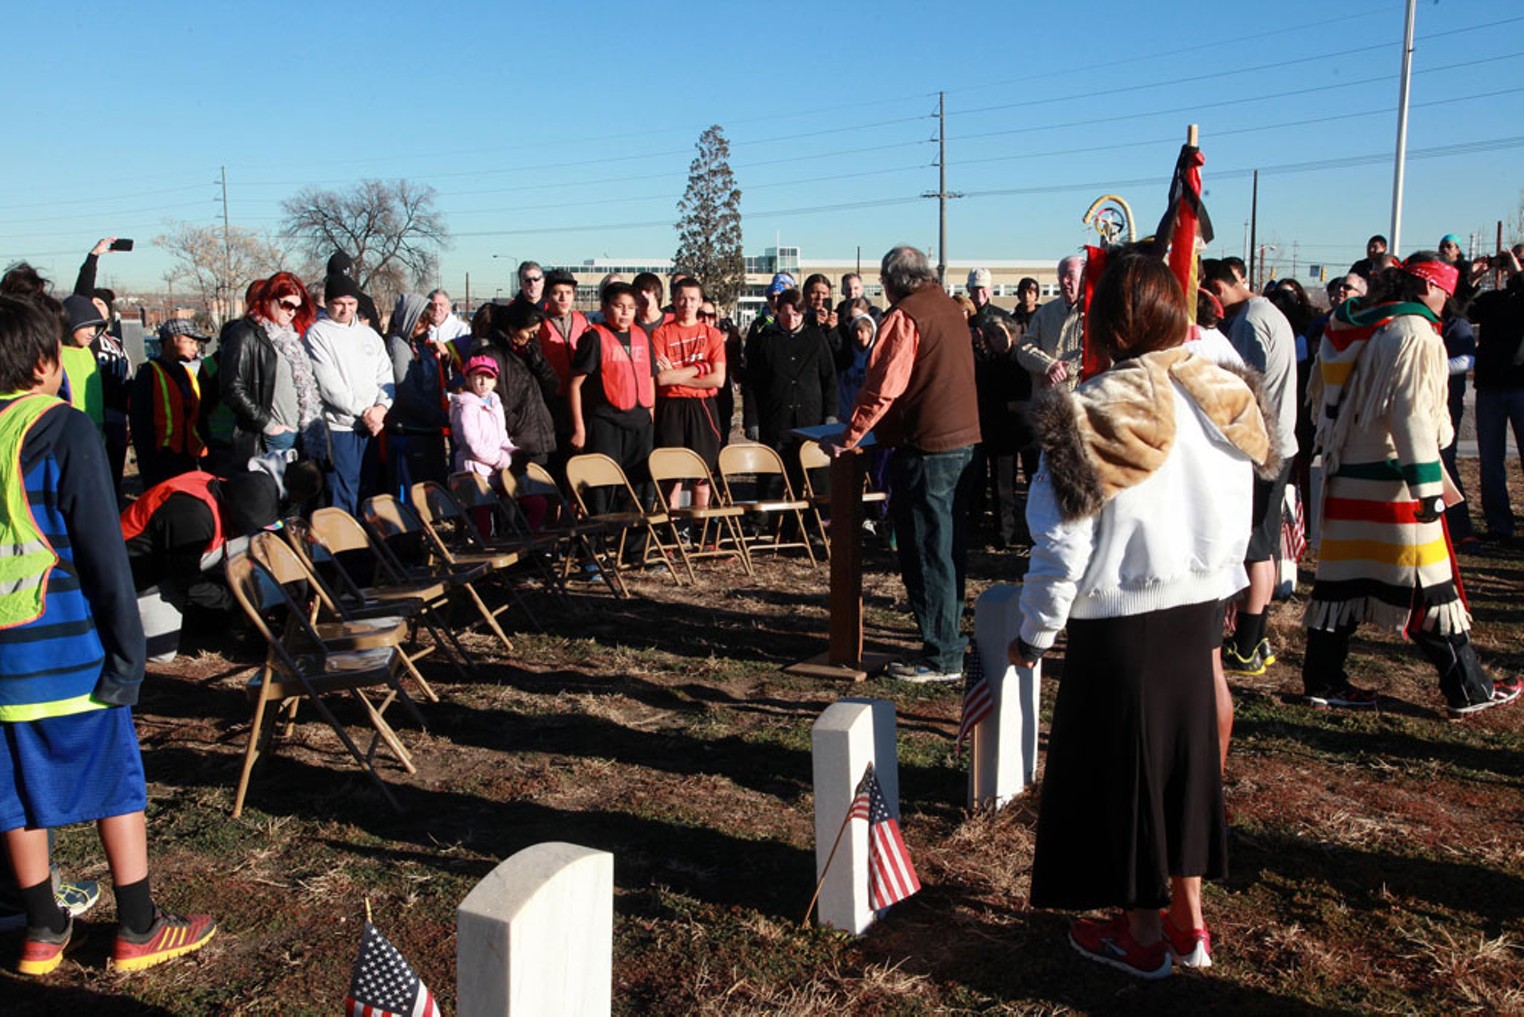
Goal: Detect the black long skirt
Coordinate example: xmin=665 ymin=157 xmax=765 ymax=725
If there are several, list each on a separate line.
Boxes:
xmin=1029 ymin=599 xmax=1227 ymax=911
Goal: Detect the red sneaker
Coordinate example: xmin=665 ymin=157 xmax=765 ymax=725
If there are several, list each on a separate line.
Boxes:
xmin=1068 ymin=913 xmax=1171 ymax=979
xmin=111 ymin=910 xmax=216 ymax=972
xmin=1161 ymin=912 xmax=1212 ymax=969
xmin=17 ymin=917 xmax=72 ymax=976
xmin=1449 ymin=676 xmax=1523 ymax=718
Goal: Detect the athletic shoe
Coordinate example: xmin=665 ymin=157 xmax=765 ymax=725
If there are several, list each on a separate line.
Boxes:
xmin=1448 ymin=676 xmax=1523 ymax=719
xmin=884 ymin=660 xmax=962 ymax=685
xmin=1306 ymin=684 xmax=1379 ymax=710
xmin=1161 ymin=912 xmax=1212 ymax=969
xmin=111 ymin=910 xmax=217 ymax=973
xmin=18 ymin=917 xmax=72 ymax=977
xmin=56 ymin=879 xmax=100 ymax=918
xmin=1221 ymin=641 xmax=1268 ymax=677
xmin=1256 ymin=638 xmax=1277 ymax=668
xmin=1068 ymin=913 xmax=1172 ymax=979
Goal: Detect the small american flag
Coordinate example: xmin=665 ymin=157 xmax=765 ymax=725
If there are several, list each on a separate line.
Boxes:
xmin=346 ymin=922 xmax=439 ymax=1017
xmin=956 ymin=649 xmax=994 ymax=752
xmin=849 ymin=765 xmax=922 ymax=910
xmin=1282 ymin=488 xmax=1307 ymax=563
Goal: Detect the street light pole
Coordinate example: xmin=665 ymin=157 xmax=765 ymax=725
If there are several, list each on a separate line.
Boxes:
xmin=1390 ymin=0 xmax=1417 ymax=254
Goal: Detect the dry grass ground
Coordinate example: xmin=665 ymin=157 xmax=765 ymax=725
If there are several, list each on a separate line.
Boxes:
xmin=3 ymin=460 xmax=1521 ymax=1015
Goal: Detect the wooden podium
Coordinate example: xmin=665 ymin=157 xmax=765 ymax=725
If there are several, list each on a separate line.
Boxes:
xmin=784 ymin=442 xmax=894 ymax=682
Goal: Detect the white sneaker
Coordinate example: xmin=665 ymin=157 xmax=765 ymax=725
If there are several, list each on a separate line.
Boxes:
xmin=885 ymin=660 xmax=961 ymax=684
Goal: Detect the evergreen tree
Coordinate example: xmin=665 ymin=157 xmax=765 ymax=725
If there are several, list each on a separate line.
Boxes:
xmin=674 ymin=125 xmax=744 ymax=311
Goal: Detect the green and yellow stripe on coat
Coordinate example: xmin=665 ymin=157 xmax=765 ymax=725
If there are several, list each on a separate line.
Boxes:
xmin=1306 ymin=302 xmax=1465 ymax=636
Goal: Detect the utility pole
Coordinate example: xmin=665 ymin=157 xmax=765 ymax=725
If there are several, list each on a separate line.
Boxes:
xmin=219 ymin=166 xmax=233 ymax=323
xmin=1390 ymin=0 xmax=1417 ymax=254
xmin=1292 ymin=240 xmax=1300 ymax=279
xmin=1249 ymin=171 xmax=1259 ymax=290
xmin=922 ymin=91 xmax=962 ymax=287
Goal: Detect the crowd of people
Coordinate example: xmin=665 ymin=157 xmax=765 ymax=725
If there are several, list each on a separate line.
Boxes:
xmin=0 ymin=227 xmax=1520 ymax=983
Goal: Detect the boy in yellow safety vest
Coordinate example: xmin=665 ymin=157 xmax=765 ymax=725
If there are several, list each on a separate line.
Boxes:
xmin=0 ymin=294 xmax=216 ymax=975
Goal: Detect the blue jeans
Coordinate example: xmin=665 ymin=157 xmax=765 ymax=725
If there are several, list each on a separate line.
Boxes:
xmin=328 ymin=429 xmax=380 ymax=516
xmin=887 ymin=445 xmax=976 ymax=672
xmin=263 ymin=429 xmax=297 ymax=455
xmin=1475 ymin=387 xmax=1524 ymax=537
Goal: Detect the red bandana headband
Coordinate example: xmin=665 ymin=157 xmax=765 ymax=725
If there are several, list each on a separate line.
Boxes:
xmin=1404 ymin=259 xmax=1458 ymax=296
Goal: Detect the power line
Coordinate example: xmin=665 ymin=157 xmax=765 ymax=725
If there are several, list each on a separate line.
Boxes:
xmin=942 ymin=2 xmax=1398 ymax=99
xmin=960 ymin=134 xmax=1524 ymax=201
xmin=950 ymin=80 xmax=1524 ymax=170
xmin=951 ymin=16 xmax=1524 ymax=122
xmin=950 ymin=75 xmax=1523 ymax=148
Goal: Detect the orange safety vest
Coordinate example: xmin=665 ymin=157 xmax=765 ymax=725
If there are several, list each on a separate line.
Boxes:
xmin=120 ymin=471 xmax=223 ymax=554
xmin=592 ymin=325 xmax=655 ymax=412
xmin=147 ymin=359 xmax=206 ymax=457
xmin=539 ymin=311 xmax=589 ymax=395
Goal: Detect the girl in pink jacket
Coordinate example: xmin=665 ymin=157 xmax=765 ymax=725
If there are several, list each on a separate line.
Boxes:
xmin=451 ymin=356 xmax=516 ymax=538
xmin=451 ymin=355 xmax=517 ymax=478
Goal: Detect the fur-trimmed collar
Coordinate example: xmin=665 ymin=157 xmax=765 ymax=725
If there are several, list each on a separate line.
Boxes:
xmin=1030 ymin=347 xmax=1277 ymax=521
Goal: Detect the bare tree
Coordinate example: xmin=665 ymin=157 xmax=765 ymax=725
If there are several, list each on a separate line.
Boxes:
xmin=155 ymin=221 xmax=286 ymax=325
xmin=280 ymin=180 xmax=448 ymax=302
xmin=674 ymin=126 xmax=745 ymax=312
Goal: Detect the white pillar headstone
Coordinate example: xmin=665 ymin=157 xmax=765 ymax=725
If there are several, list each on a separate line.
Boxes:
xmin=810 ymin=698 xmax=897 ymax=934
xmin=457 ymin=842 xmax=613 ymax=1017
xmin=837 ymin=697 xmax=899 ymax=819
xmin=969 ymin=584 xmax=1041 ymax=811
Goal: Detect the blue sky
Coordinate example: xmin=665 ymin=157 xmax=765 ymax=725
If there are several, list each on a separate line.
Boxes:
xmin=5 ymin=0 xmax=1521 ymax=296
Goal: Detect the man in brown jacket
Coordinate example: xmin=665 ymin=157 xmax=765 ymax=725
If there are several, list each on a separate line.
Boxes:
xmin=823 ymin=245 xmax=981 ymax=682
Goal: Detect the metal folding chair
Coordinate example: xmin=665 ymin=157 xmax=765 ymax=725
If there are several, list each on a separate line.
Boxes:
xmin=226 ymin=552 xmax=422 ymax=818
xmin=251 ymin=531 xmax=440 ymax=703
xmin=564 ymin=452 xmax=690 ymax=585
xmin=797 ymin=439 xmax=888 ymax=556
xmin=647 ymin=446 xmax=754 ymax=576
xmin=716 ymin=443 xmax=818 ymax=565
xmin=360 ymin=495 xmax=517 ymax=655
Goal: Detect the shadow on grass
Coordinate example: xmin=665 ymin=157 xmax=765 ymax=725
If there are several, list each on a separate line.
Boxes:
xmin=0 ymin=974 xmax=179 ymax=1016
xmin=859 ymin=893 xmax=1352 ymax=1015
xmin=143 ymin=740 xmax=815 ymax=919
xmin=1234 ymin=709 xmax=1524 ymax=781
xmin=1228 ymin=826 xmax=1524 ymax=934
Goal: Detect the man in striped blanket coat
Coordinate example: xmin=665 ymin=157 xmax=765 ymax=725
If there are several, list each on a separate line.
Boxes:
xmin=1303 ymin=252 xmax=1521 ymax=717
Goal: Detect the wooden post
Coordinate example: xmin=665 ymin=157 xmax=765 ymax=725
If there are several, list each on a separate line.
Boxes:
xmin=785 ymin=443 xmax=894 ymax=681
xmin=828 ymin=449 xmax=865 ymax=667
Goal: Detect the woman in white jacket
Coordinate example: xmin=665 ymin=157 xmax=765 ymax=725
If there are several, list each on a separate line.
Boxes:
xmin=1009 ymin=253 xmax=1276 ymax=979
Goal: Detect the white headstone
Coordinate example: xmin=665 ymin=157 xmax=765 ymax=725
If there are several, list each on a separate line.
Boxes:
xmin=457 ymin=842 xmax=613 ymax=1017
xmin=138 ymin=585 xmax=182 ymax=663
xmin=837 ymin=697 xmax=900 ymax=819
xmin=969 ymin=584 xmax=1041 ymax=811
xmin=811 ymin=698 xmax=897 ymax=934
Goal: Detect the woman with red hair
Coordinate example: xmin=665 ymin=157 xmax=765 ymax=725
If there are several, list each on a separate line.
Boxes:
xmin=218 ymin=271 xmax=328 ymax=469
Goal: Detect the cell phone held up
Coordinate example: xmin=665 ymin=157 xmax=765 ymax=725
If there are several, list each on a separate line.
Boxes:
xmin=109 ymin=238 xmax=134 ymax=252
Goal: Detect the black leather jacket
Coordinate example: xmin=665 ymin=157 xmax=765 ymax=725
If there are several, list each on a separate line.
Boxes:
xmin=219 ymin=316 xmax=275 ymax=468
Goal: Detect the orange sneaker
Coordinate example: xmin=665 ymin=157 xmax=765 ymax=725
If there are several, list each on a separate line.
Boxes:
xmin=18 ymin=917 xmax=72 ymax=976
xmin=111 ymin=910 xmax=216 ymax=973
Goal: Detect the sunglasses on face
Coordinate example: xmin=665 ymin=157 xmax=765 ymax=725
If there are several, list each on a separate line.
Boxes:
xmin=697 ymin=311 xmax=716 ymax=319
xmin=522 ymin=275 xmax=543 ymax=284
xmin=278 ymin=299 xmax=301 ymax=312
